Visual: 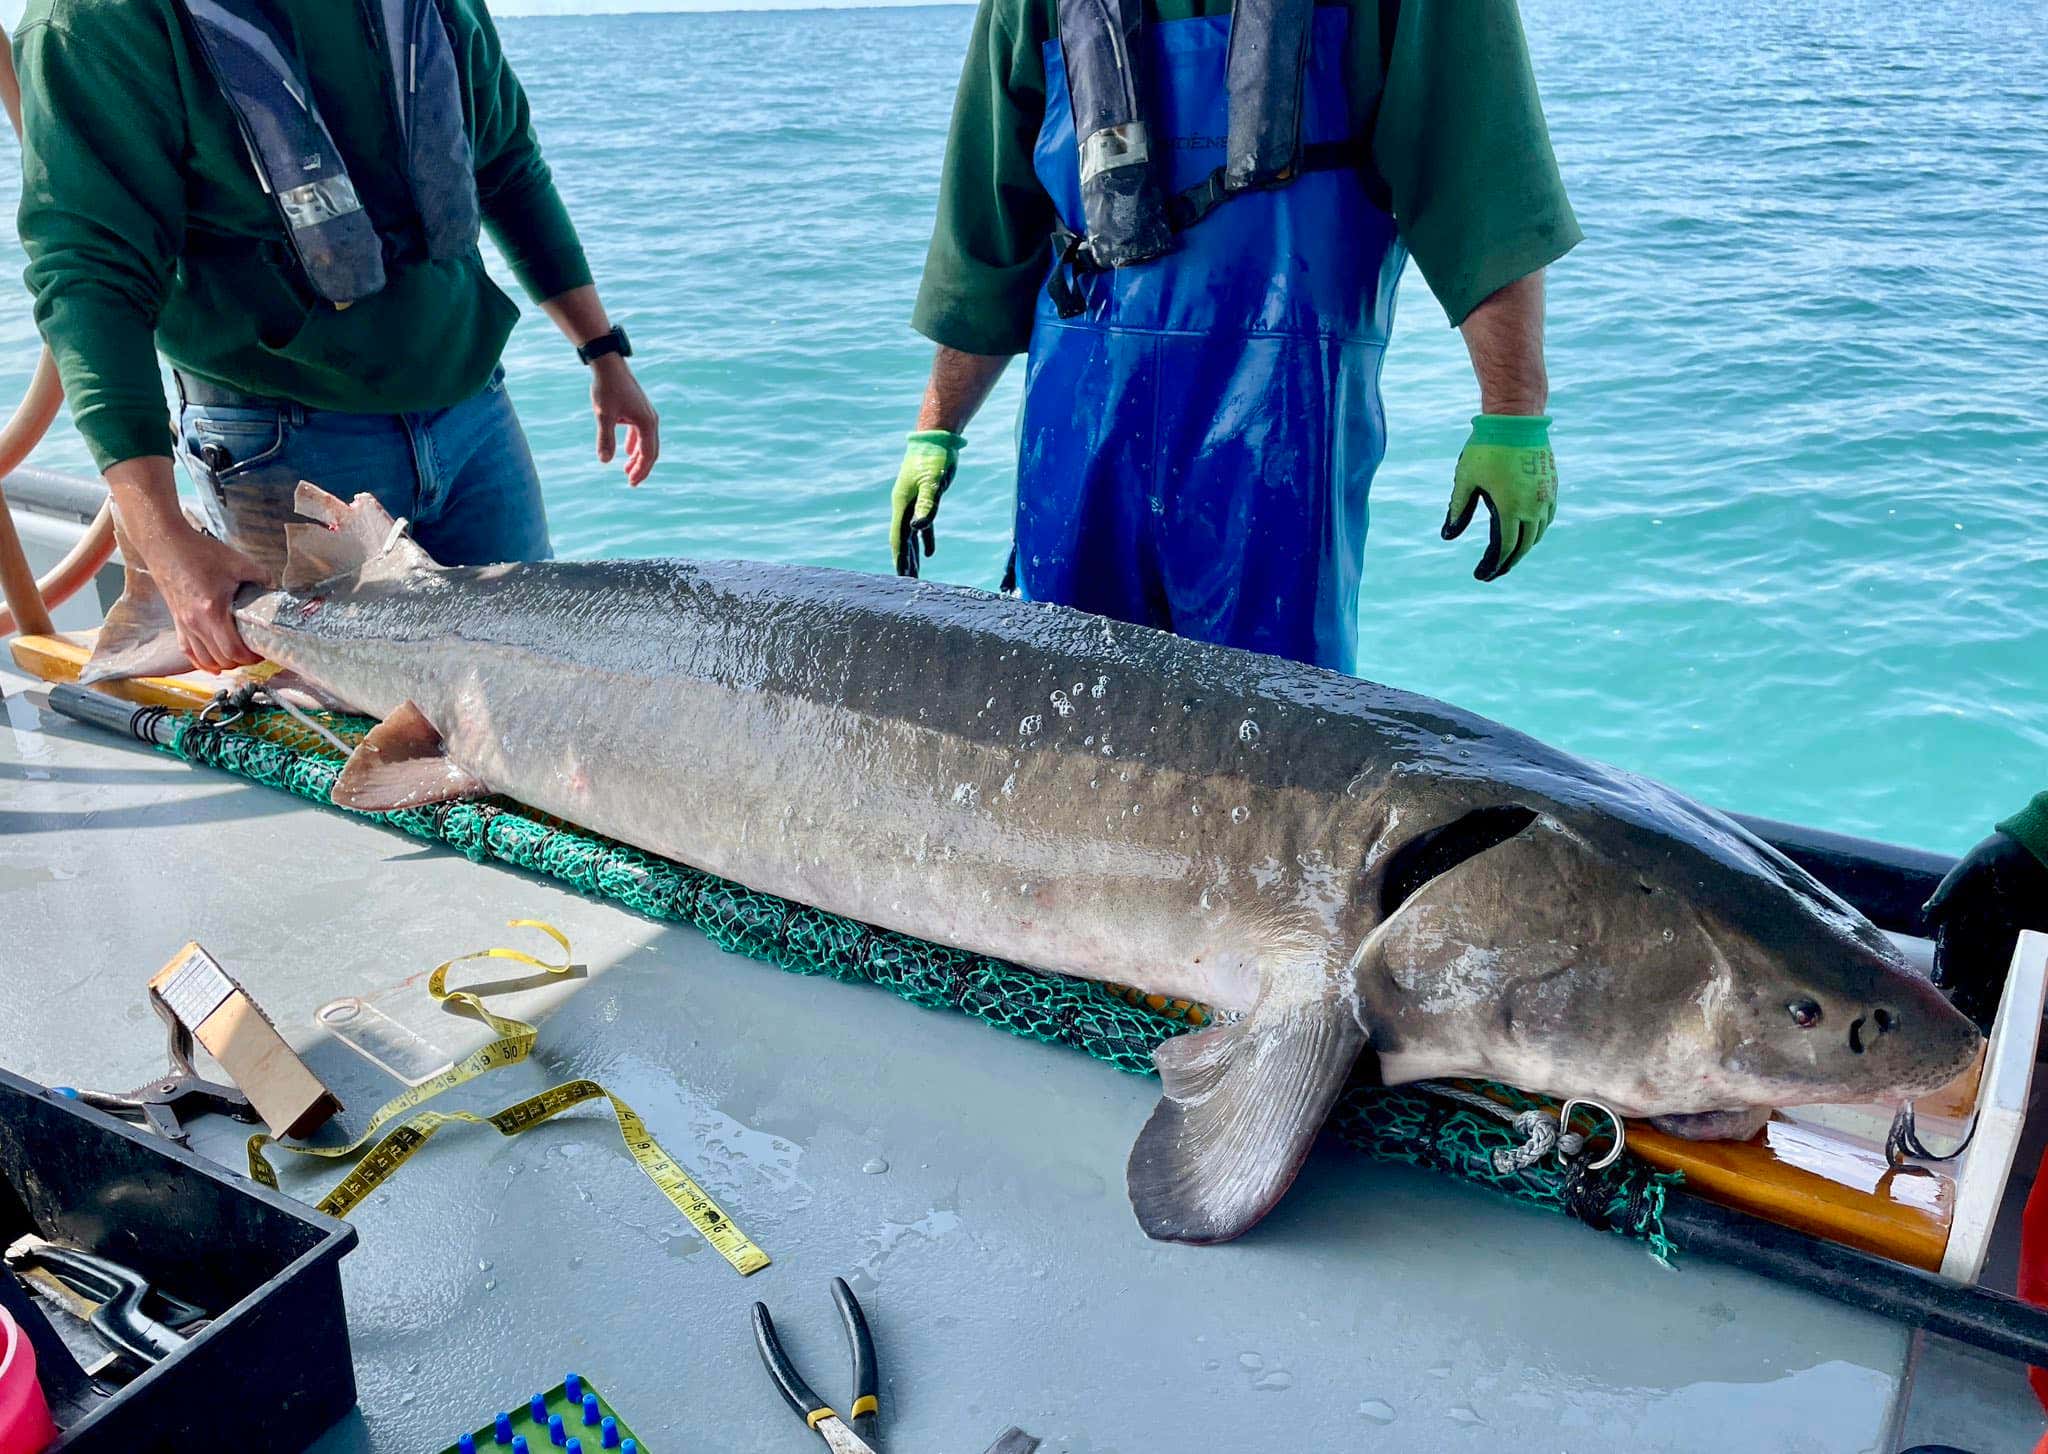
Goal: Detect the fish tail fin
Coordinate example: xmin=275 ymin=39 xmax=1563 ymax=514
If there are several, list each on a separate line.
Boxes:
xmin=1126 ymin=989 xmax=1367 ymax=1243
xmin=79 ymin=515 xmax=192 ymax=683
xmin=284 ymin=483 xmax=438 ymax=590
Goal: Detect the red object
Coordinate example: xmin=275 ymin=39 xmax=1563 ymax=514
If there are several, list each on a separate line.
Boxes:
xmin=0 ymin=1304 xmax=56 ymax=1454
xmin=2021 ymin=1138 xmax=2048 ymax=1419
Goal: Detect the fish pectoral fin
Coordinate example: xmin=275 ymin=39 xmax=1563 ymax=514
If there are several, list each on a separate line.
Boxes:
xmin=1126 ymin=993 xmax=1367 ymax=1245
xmin=329 ymin=700 xmax=486 ymax=811
xmin=80 ymin=515 xmax=193 ymax=683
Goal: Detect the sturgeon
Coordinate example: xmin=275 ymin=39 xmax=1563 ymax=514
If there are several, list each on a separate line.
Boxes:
xmin=87 ymin=487 xmax=1982 ymax=1243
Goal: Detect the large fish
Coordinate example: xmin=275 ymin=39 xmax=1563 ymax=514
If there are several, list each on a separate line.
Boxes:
xmin=86 ymin=487 xmax=1982 ymax=1242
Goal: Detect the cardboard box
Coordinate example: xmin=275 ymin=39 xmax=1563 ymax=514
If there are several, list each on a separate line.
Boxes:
xmin=149 ymin=943 xmax=340 ymax=1139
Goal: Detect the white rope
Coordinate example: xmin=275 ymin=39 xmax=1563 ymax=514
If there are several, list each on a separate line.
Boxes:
xmin=1414 ymin=1081 xmax=1622 ymax=1174
xmin=268 ymin=691 xmax=355 ymax=759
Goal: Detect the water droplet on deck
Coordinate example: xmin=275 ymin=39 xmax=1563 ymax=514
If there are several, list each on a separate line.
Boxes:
xmin=482 ymin=1279 xmax=497 ymax=1292
xmin=1237 ymin=1353 xmax=1263 ymax=1370
xmin=1020 ymin=716 xmax=1042 ymax=737
xmin=1448 ymin=1405 xmax=1483 ymax=1425
xmin=1204 ymin=1359 xmax=1221 ymax=1372
xmin=1239 ymin=720 xmax=1261 ymax=743
xmin=1254 ymin=1371 xmax=1293 ymax=1391
xmin=862 ymin=1157 xmax=889 ymax=1174
xmin=1358 ymin=1400 xmax=1396 ymax=1424
xmin=1231 ymin=806 xmax=1249 ymax=823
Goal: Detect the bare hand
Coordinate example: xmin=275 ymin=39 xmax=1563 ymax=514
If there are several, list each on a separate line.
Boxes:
xmin=592 ymin=356 xmax=659 ymax=486
xmin=151 ymin=526 xmax=273 ymax=674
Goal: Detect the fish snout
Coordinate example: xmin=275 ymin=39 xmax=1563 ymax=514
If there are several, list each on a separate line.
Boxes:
xmin=1850 ymin=975 xmax=1984 ymax=1097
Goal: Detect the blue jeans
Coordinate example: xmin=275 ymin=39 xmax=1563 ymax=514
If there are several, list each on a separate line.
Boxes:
xmin=180 ymin=367 xmax=551 ymax=577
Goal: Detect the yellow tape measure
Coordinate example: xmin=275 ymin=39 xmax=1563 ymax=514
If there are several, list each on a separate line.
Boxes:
xmin=247 ymin=920 xmax=770 ymax=1277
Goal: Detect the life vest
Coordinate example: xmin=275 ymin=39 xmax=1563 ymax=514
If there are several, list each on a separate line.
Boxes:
xmin=178 ymin=0 xmax=481 ymax=306
xmin=1047 ymin=0 xmax=1361 ymax=316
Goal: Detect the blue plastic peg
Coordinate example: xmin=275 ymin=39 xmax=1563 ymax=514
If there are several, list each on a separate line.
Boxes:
xmin=495 ymin=1411 xmax=514 ymax=1445
xmin=600 ymin=1416 xmax=619 ymax=1449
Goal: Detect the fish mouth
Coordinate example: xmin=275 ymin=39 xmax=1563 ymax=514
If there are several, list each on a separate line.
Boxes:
xmin=1877 ymin=1036 xmax=1985 ymax=1103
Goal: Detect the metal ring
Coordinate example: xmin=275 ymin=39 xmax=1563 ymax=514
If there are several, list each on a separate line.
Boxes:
xmin=197 ymin=691 xmax=243 ymax=726
xmin=1558 ymin=1097 xmax=1627 ymax=1171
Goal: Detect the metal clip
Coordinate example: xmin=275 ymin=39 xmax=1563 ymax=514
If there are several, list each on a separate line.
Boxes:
xmin=1558 ymin=1097 xmax=1627 ymax=1171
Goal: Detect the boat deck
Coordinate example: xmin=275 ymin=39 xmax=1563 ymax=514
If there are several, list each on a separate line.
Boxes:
xmin=1 ymin=667 xmax=2041 ymax=1452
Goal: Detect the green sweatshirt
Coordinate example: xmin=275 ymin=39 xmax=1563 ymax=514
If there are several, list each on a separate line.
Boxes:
xmin=14 ymin=0 xmax=593 ymax=471
xmin=2001 ymin=792 xmax=2048 ymax=869
xmin=914 ymin=0 xmax=1580 ymax=357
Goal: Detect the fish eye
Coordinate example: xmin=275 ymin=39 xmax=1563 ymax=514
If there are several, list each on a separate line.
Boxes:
xmin=1787 ymin=999 xmax=1823 ymax=1029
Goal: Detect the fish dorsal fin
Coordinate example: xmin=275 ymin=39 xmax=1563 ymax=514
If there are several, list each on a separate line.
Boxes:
xmin=1125 ymin=989 xmax=1367 ymax=1243
xmin=329 ymin=701 xmax=487 ymax=812
xmin=284 ymin=483 xmax=438 ymax=590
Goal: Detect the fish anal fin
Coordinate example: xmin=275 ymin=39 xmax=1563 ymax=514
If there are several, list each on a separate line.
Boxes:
xmin=284 ymin=484 xmax=437 ymax=590
xmin=329 ymin=701 xmax=485 ymax=812
xmin=1126 ymin=993 xmax=1367 ymax=1244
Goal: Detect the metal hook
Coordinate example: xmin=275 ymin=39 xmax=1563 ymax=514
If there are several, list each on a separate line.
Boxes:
xmin=1558 ymin=1097 xmax=1627 ymax=1171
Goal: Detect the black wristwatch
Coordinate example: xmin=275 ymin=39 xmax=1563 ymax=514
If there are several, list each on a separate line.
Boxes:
xmin=576 ymin=325 xmax=632 ymax=365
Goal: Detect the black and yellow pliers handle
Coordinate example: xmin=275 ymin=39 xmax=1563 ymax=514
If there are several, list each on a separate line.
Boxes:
xmin=751 ymin=1276 xmax=881 ymax=1453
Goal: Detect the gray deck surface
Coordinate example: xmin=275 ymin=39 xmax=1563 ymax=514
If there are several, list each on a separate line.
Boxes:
xmin=0 ymin=679 xmax=1942 ymax=1452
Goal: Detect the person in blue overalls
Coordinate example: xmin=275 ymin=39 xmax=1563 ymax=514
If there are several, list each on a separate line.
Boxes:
xmin=891 ymin=0 xmax=1579 ymax=674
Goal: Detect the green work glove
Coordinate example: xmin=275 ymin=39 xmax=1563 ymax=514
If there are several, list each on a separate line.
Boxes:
xmin=1442 ymin=414 xmax=1559 ymax=582
xmin=891 ymin=429 xmax=965 ymax=578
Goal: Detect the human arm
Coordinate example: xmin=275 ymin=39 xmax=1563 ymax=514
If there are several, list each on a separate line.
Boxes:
xmin=1925 ymin=794 xmax=2048 ymax=1031
xmin=460 ymin=2 xmax=656 ymax=484
xmin=894 ymin=0 xmax=1048 ymax=572
xmin=890 ymin=347 xmax=1013 ymax=575
xmin=541 ymin=285 xmax=659 ymax=487
xmin=14 ymin=11 xmax=185 ymax=471
xmin=1459 ymin=271 xmax=1548 ymax=417
xmin=104 ymin=456 xmax=271 ymax=673
xmin=1369 ymin=0 xmax=1576 ymax=580
xmin=1441 ymin=271 xmax=1558 ymax=580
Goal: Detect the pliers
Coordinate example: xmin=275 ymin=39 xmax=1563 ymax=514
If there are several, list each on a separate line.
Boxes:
xmin=751 ymin=1280 xmax=1040 ymax=1454
xmin=56 ymin=990 xmax=256 ymax=1148
xmin=752 ymin=1277 xmax=883 ymax=1454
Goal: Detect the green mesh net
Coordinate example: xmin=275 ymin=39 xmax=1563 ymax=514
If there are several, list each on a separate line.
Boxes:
xmin=161 ymin=706 xmax=1678 ymax=1255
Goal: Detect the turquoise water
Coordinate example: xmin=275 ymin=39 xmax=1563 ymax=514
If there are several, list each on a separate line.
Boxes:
xmin=1 ymin=0 xmax=2043 ymax=853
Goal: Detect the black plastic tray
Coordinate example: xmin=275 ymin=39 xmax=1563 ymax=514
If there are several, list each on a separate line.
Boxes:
xmin=0 ymin=1065 xmax=358 ymax=1451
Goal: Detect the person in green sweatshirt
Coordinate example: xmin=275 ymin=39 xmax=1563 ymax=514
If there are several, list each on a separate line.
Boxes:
xmin=1924 ymin=793 xmax=2048 ymax=1031
xmin=13 ymin=0 xmax=659 ymax=674
xmin=889 ymin=0 xmax=1577 ymax=673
